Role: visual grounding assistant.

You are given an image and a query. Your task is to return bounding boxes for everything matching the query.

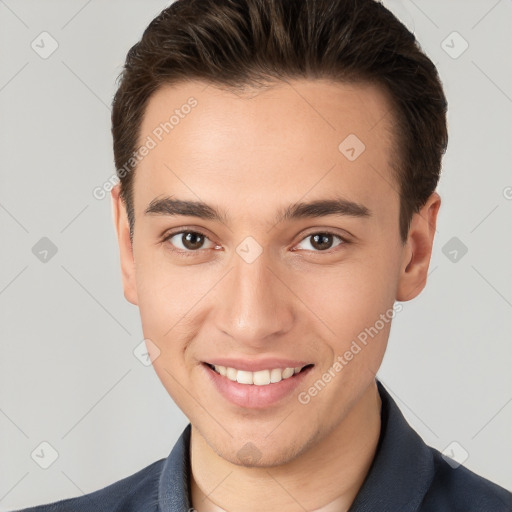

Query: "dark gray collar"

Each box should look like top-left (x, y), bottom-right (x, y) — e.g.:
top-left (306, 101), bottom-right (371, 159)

top-left (157, 379), bottom-right (434, 511)
top-left (158, 421), bottom-right (193, 511)
top-left (347, 380), bottom-right (434, 511)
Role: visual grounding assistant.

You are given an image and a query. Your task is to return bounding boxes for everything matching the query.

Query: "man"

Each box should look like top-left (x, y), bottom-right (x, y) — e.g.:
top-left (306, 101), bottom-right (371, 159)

top-left (15, 0), bottom-right (512, 510)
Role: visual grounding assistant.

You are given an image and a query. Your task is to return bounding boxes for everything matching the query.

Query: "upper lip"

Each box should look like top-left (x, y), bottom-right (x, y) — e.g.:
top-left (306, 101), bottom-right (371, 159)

top-left (203, 358), bottom-right (313, 372)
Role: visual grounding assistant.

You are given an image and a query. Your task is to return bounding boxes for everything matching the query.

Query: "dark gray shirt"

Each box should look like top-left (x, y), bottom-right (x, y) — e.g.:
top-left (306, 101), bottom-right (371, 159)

top-left (13, 380), bottom-right (512, 511)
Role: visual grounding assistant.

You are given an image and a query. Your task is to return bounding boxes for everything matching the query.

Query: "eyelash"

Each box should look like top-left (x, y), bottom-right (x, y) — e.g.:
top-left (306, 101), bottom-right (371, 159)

top-left (161, 229), bottom-right (349, 257)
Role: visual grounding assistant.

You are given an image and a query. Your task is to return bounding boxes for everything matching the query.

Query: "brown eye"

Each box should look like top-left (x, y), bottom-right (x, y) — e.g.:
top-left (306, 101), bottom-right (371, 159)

top-left (165, 231), bottom-right (214, 252)
top-left (296, 232), bottom-right (345, 252)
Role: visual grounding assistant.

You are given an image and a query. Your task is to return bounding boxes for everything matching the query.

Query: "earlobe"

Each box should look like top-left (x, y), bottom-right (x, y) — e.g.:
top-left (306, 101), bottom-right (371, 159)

top-left (396, 192), bottom-right (441, 302)
top-left (111, 184), bottom-right (139, 306)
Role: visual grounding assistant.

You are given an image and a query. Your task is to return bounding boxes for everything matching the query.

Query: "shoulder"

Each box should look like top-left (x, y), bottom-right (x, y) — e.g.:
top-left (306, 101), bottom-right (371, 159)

top-left (11, 458), bottom-right (165, 512)
top-left (421, 447), bottom-right (512, 512)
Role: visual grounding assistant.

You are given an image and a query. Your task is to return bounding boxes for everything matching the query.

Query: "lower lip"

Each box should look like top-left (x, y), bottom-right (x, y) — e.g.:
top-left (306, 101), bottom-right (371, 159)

top-left (202, 363), bottom-right (313, 409)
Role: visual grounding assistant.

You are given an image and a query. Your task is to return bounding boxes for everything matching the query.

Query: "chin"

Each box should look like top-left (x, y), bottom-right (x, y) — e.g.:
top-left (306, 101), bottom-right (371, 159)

top-left (206, 427), bottom-right (317, 468)
top-left (221, 444), bottom-right (302, 468)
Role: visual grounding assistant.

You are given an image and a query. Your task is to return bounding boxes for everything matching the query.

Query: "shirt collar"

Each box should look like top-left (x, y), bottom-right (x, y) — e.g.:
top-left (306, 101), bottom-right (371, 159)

top-left (158, 379), bottom-right (435, 511)
top-left (347, 379), bottom-right (435, 511)
top-left (158, 422), bottom-right (192, 511)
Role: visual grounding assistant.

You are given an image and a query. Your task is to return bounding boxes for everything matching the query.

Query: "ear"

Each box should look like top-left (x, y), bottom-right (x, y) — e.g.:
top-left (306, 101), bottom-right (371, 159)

top-left (396, 192), bottom-right (441, 301)
top-left (111, 183), bottom-right (138, 305)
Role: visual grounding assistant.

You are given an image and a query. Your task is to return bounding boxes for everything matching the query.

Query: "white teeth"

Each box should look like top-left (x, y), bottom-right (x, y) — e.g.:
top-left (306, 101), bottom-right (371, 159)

top-left (211, 364), bottom-right (307, 386)
top-left (236, 370), bottom-right (253, 385)
top-left (270, 368), bottom-right (283, 383)
top-left (214, 365), bottom-right (227, 377)
top-left (282, 367), bottom-right (294, 379)
top-left (226, 367), bottom-right (237, 381)
top-left (253, 370), bottom-right (271, 386)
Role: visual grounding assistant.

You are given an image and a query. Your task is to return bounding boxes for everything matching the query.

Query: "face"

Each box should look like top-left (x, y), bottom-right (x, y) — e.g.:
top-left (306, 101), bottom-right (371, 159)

top-left (112, 79), bottom-right (437, 467)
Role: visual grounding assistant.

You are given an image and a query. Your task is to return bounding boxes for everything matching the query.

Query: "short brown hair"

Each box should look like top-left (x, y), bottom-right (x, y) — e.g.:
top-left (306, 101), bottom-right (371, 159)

top-left (112, 0), bottom-right (448, 242)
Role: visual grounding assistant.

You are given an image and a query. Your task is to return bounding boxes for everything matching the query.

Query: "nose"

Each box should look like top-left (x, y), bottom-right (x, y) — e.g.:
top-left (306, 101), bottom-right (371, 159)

top-left (213, 247), bottom-right (295, 347)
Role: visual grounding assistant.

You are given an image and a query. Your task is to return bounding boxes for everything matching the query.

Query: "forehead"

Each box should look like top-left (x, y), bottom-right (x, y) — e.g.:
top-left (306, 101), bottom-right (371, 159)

top-left (133, 78), bottom-right (398, 224)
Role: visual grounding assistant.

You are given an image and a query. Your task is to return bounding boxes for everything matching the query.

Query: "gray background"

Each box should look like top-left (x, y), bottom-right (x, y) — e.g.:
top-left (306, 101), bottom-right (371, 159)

top-left (1, 0), bottom-right (511, 509)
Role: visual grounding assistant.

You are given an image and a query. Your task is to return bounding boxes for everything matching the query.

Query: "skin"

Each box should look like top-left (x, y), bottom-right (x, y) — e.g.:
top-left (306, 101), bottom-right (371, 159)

top-left (111, 78), bottom-right (440, 511)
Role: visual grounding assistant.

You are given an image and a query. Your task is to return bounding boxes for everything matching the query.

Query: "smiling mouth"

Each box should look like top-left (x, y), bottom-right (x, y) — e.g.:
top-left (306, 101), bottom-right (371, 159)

top-left (204, 362), bottom-right (314, 386)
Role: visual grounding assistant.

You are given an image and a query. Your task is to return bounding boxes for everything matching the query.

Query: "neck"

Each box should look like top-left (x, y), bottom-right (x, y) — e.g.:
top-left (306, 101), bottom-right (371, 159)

top-left (190, 380), bottom-right (382, 512)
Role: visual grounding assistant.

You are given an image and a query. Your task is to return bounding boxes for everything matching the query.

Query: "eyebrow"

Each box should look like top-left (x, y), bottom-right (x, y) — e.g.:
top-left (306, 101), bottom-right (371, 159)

top-left (144, 195), bottom-right (371, 224)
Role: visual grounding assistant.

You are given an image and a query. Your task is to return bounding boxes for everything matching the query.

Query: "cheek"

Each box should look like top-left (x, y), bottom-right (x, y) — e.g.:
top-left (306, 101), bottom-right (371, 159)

top-left (133, 247), bottom-right (194, 334)
top-left (132, 253), bottom-right (215, 379)
top-left (133, 261), bottom-right (201, 409)
top-left (135, 275), bottom-right (180, 340)
top-left (298, 250), bottom-right (400, 353)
